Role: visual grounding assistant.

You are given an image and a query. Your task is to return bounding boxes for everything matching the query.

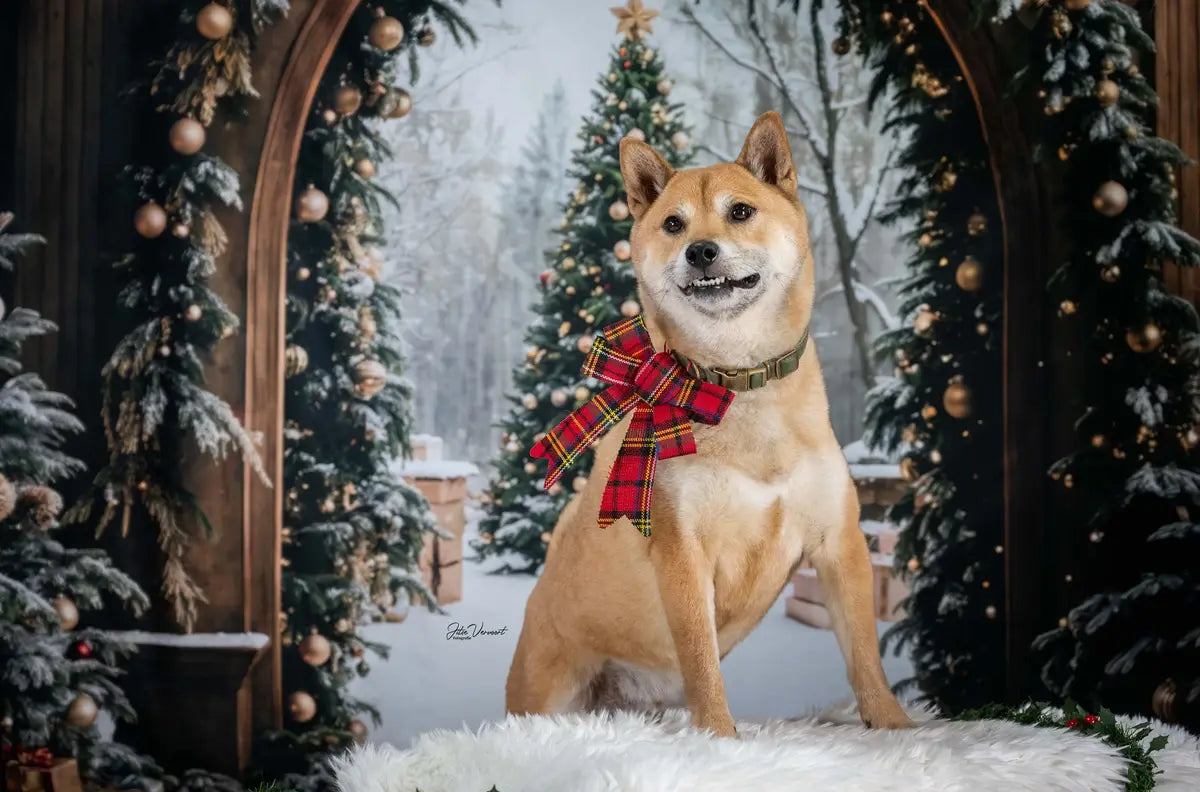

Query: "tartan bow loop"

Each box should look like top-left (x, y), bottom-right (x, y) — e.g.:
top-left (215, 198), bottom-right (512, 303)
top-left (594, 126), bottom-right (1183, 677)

top-left (529, 316), bottom-right (734, 535)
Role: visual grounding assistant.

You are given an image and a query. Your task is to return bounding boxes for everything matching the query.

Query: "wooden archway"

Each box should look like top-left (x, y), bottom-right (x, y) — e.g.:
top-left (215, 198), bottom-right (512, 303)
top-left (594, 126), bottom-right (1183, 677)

top-left (219, 0), bottom-right (1060, 754)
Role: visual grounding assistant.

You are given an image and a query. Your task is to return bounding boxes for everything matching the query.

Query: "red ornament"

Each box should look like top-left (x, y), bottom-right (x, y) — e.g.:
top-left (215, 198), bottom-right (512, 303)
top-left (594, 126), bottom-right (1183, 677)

top-left (1084, 714), bottom-right (1099, 725)
top-left (594, 135), bottom-right (604, 143)
top-left (1066, 719), bottom-right (1080, 728)
top-left (539, 270), bottom-right (552, 285)
top-left (623, 60), bottom-right (632, 68)
top-left (71, 641), bottom-right (93, 659)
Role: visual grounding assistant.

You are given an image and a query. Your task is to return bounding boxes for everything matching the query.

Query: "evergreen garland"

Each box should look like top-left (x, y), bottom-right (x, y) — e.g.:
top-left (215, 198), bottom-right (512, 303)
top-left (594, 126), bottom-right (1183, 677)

top-left (828, 0), bottom-right (1007, 711)
top-left (250, 3), bottom-right (477, 787)
top-left (66, 1), bottom-right (288, 632)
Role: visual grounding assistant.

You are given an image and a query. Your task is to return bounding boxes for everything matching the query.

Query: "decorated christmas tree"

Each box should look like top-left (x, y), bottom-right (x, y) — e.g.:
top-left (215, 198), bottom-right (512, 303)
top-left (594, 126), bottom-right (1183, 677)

top-left (252, 1), bottom-right (476, 784)
top-left (477, 0), bottom-right (694, 573)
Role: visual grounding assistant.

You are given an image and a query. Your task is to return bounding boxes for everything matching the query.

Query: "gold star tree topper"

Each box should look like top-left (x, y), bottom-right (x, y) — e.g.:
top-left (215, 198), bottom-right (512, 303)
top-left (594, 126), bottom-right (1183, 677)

top-left (610, 0), bottom-right (658, 41)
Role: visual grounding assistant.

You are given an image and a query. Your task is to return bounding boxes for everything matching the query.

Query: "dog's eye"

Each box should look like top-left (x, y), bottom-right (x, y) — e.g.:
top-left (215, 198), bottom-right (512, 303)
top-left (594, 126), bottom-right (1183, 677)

top-left (729, 203), bottom-right (755, 223)
top-left (662, 215), bottom-right (684, 234)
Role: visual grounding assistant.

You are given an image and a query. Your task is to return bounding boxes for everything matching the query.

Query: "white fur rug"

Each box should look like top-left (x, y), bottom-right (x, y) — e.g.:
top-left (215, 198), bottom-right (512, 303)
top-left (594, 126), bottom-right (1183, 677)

top-left (332, 703), bottom-right (1200, 792)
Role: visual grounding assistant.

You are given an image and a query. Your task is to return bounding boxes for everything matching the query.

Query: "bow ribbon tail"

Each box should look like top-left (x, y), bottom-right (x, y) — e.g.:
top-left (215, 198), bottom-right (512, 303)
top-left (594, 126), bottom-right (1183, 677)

top-left (599, 404), bottom-right (657, 536)
top-left (530, 384), bottom-right (638, 489)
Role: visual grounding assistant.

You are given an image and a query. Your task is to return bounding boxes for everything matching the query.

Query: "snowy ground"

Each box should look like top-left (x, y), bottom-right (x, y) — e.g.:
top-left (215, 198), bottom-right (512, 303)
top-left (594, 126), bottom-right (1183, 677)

top-left (351, 504), bottom-right (914, 749)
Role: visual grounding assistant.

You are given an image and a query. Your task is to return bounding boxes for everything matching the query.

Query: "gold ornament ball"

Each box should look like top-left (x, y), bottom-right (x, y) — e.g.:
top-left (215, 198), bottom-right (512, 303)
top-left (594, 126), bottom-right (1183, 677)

top-left (656, 78), bottom-right (674, 95)
top-left (334, 85), bottom-right (363, 116)
top-left (180, 305), bottom-right (202, 324)
top-left (1090, 433), bottom-right (1108, 449)
top-left (524, 462), bottom-right (537, 475)
top-left (561, 257), bottom-right (576, 270)
top-left (608, 200), bottom-right (630, 221)
top-left (1060, 300), bottom-right (1077, 315)
top-left (171, 223), bottom-right (190, 239)
top-left (625, 128), bottom-right (646, 142)
top-left (522, 393), bottom-right (538, 410)
top-left (985, 605), bottom-right (997, 619)
top-left (621, 299), bottom-right (640, 318)
top-left (168, 118), bottom-right (206, 155)
top-left (288, 691), bottom-right (317, 723)
top-left (355, 159), bottom-right (376, 180)
top-left (913, 309), bottom-right (935, 336)
top-left (943, 382), bottom-right (972, 419)
top-left (295, 185), bottom-right (329, 223)
top-left (134, 202), bottom-right (168, 239)
top-left (1101, 265), bottom-right (1121, 283)
top-left (1093, 181), bottom-right (1128, 217)
top-left (955, 256), bottom-right (984, 292)
top-left (549, 482), bottom-right (565, 496)
top-left (348, 718), bottom-right (369, 744)
top-left (66, 693), bottom-right (99, 727)
top-left (550, 388), bottom-right (569, 407)
top-left (576, 335), bottom-right (594, 354)
top-left (572, 475), bottom-right (588, 493)
top-left (354, 358), bottom-right (388, 398)
top-left (418, 26), bottom-right (436, 46)
top-left (614, 240), bottom-right (632, 261)
top-left (389, 89), bottom-right (414, 119)
top-left (285, 345), bottom-right (309, 377)
top-left (369, 14), bottom-right (405, 51)
top-left (54, 596), bottom-right (79, 631)
top-left (574, 386), bottom-right (590, 402)
top-left (322, 108), bottom-right (338, 125)
top-left (297, 266), bottom-right (311, 281)
top-left (1126, 323), bottom-right (1163, 353)
top-left (907, 557), bottom-right (920, 572)
top-left (921, 404), bottom-right (938, 421)
top-left (671, 131), bottom-right (691, 151)
top-left (196, 3), bottom-right (234, 40)
top-left (298, 633), bottom-right (332, 666)
top-left (832, 36), bottom-right (852, 56)
top-left (967, 212), bottom-right (987, 236)
top-left (1096, 78), bottom-right (1120, 107)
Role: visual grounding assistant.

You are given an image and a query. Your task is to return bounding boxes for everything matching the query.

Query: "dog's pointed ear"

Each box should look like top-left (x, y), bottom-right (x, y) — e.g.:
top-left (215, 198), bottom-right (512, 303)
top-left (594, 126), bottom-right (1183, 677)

top-left (620, 138), bottom-right (674, 220)
top-left (736, 112), bottom-right (798, 197)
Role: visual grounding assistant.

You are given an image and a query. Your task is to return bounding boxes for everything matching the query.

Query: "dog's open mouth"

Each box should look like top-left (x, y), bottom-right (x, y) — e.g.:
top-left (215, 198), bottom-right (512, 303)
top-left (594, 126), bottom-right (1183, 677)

top-left (680, 273), bottom-right (760, 297)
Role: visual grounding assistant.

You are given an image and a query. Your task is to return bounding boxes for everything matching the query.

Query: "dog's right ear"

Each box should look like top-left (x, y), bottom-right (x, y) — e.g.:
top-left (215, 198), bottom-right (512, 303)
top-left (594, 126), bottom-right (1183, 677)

top-left (619, 138), bottom-right (674, 220)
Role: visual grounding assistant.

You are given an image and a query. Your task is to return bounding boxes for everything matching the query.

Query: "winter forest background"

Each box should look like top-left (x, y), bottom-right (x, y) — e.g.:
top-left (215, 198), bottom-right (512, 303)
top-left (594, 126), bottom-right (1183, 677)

top-left (378, 0), bottom-right (910, 466)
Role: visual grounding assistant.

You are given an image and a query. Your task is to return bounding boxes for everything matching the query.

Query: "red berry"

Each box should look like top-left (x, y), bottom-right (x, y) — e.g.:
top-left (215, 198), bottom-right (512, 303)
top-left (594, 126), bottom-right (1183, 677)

top-left (623, 60), bottom-right (632, 68)
top-left (73, 642), bottom-right (93, 659)
top-left (1084, 714), bottom-right (1099, 724)
top-left (1065, 719), bottom-right (1079, 728)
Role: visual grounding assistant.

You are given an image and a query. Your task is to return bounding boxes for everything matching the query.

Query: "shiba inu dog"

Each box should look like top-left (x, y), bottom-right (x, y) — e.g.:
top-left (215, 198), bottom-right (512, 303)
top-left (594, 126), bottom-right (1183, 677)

top-left (506, 112), bottom-right (911, 736)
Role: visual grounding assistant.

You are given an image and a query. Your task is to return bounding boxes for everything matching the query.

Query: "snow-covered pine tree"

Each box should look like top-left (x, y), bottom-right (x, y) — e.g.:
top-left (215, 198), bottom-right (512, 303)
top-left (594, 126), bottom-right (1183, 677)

top-left (0, 211), bottom-right (161, 788)
top-left (477, 0), bottom-right (694, 573)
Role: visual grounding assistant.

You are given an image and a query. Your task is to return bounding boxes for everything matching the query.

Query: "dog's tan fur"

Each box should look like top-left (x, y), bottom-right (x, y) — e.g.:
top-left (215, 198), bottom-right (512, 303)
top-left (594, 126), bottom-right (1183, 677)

top-left (506, 113), bottom-right (911, 736)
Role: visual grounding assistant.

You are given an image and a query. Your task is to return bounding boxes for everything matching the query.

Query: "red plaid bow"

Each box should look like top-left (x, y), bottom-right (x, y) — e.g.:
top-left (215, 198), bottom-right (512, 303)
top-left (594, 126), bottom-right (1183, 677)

top-left (530, 315), bottom-right (734, 536)
top-left (2, 746), bottom-right (53, 767)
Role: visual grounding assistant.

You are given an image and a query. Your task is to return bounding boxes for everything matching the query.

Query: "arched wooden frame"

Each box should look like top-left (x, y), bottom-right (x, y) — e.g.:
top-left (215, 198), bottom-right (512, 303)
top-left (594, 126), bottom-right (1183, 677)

top-left (236, 0), bottom-right (1058, 725)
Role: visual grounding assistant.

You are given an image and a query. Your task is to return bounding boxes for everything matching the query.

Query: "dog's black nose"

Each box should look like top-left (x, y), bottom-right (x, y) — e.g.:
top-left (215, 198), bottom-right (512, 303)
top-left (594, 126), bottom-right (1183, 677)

top-left (685, 240), bottom-right (720, 270)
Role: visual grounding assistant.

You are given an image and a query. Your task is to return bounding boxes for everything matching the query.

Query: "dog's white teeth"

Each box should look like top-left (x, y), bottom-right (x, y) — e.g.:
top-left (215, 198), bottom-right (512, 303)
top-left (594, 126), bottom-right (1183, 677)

top-left (689, 276), bottom-right (727, 288)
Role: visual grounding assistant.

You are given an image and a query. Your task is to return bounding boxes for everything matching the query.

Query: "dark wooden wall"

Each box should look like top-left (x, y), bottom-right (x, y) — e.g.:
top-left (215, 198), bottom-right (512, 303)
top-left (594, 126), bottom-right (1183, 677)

top-left (1156, 1), bottom-right (1200, 304)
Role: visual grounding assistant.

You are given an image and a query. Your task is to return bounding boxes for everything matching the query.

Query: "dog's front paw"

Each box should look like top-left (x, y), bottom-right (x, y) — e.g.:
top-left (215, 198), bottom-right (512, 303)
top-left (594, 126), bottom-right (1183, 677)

top-left (859, 694), bottom-right (913, 730)
top-left (694, 709), bottom-right (738, 738)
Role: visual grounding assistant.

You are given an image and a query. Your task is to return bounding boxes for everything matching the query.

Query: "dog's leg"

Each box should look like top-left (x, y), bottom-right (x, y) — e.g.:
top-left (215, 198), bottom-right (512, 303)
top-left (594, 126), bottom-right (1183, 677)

top-left (810, 486), bottom-right (912, 729)
top-left (506, 596), bottom-right (597, 716)
top-left (650, 522), bottom-right (737, 738)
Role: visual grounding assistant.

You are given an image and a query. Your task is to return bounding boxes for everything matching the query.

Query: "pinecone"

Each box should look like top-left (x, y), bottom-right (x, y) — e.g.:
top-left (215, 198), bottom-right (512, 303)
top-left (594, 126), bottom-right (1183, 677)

top-left (0, 474), bottom-right (16, 521)
top-left (19, 485), bottom-right (63, 528)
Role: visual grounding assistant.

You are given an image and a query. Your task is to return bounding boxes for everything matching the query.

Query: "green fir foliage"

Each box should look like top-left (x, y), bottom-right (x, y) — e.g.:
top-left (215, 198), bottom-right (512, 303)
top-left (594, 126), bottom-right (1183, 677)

top-left (477, 33), bottom-right (693, 573)
top-left (829, 0), bottom-right (1006, 711)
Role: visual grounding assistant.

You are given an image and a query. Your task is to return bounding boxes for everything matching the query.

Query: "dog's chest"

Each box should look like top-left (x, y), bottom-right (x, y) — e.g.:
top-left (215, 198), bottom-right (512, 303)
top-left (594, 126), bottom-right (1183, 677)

top-left (652, 407), bottom-right (848, 652)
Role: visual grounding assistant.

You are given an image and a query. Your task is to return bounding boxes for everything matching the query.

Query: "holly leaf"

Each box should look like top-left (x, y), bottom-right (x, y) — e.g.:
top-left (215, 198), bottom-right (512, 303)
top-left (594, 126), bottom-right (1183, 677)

top-left (1098, 709), bottom-right (1117, 728)
top-left (1148, 735), bottom-right (1170, 753)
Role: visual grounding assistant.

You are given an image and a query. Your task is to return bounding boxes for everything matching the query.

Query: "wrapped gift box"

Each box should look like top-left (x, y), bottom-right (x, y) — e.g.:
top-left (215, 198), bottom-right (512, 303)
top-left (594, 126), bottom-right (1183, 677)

top-left (5, 758), bottom-right (82, 792)
top-left (398, 442), bottom-right (477, 606)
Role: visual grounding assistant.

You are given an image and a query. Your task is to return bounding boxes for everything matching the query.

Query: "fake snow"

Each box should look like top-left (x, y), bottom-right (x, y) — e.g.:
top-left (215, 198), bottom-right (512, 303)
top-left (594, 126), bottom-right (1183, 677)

top-left (350, 503), bottom-right (913, 748)
top-left (110, 631), bottom-right (270, 650)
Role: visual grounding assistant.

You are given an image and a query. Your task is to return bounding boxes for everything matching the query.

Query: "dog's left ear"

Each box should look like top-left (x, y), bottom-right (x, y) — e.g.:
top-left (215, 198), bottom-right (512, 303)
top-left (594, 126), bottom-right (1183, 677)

top-left (620, 138), bottom-right (675, 220)
top-left (736, 112), bottom-right (798, 197)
